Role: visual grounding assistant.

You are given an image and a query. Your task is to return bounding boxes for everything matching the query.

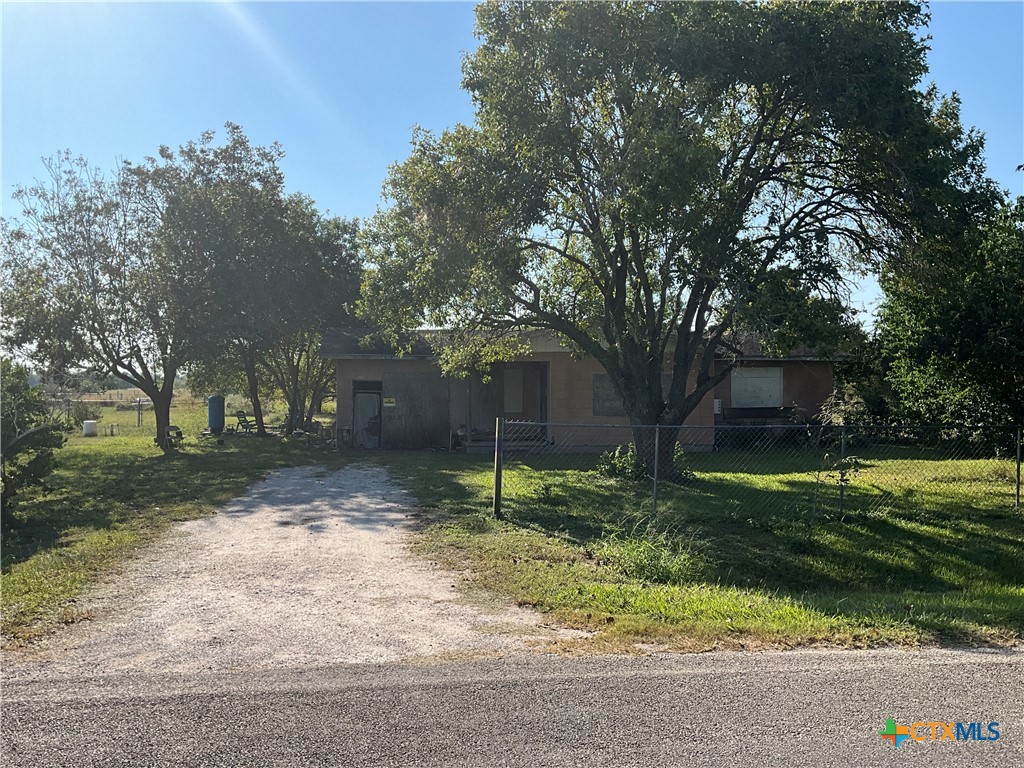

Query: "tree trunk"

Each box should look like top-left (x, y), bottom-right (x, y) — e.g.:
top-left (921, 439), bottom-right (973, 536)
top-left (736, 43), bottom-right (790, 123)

top-left (152, 390), bottom-right (174, 455)
top-left (242, 349), bottom-right (267, 436)
top-left (629, 418), bottom-right (682, 481)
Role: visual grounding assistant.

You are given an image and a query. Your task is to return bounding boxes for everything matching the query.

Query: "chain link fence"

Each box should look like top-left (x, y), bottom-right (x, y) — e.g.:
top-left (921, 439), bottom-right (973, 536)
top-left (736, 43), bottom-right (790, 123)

top-left (493, 420), bottom-right (1022, 520)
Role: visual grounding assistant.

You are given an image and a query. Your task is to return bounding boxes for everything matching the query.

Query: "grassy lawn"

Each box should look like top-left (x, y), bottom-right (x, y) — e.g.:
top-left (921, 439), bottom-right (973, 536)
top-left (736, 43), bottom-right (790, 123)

top-left (1, 402), bottom-right (345, 644)
top-left (4, 408), bottom-right (1022, 652)
top-left (379, 449), bottom-right (1024, 651)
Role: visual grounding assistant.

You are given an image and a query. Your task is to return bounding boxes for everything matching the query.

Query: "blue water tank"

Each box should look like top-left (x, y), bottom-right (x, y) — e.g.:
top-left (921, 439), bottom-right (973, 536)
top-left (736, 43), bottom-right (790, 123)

top-left (207, 395), bottom-right (225, 435)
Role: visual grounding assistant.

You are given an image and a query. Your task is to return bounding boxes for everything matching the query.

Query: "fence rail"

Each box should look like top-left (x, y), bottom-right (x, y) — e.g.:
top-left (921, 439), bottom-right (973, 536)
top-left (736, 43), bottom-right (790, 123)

top-left (493, 419), bottom-right (1022, 519)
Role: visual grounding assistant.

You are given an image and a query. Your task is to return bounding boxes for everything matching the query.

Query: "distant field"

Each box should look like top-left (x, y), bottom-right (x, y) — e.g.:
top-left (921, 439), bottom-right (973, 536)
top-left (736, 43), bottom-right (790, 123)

top-left (77, 387), bottom-right (152, 402)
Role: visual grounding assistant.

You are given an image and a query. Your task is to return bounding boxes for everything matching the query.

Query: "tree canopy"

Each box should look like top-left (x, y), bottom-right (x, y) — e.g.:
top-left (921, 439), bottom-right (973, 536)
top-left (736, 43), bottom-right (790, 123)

top-left (3, 151), bottom-right (193, 450)
top-left (4, 123), bottom-right (362, 446)
top-left (362, 1), bottom-right (985, 443)
top-left (879, 198), bottom-right (1024, 424)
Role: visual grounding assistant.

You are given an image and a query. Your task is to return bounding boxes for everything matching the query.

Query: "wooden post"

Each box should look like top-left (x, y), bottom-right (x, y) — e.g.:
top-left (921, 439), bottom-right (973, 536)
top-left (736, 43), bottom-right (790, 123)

top-left (839, 426), bottom-right (847, 516)
top-left (493, 417), bottom-right (504, 519)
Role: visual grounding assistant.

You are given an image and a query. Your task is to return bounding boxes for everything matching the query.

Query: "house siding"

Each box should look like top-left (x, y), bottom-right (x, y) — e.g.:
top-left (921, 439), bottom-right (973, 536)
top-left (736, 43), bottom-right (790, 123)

top-left (712, 359), bottom-right (833, 423)
top-left (331, 345), bottom-right (828, 450)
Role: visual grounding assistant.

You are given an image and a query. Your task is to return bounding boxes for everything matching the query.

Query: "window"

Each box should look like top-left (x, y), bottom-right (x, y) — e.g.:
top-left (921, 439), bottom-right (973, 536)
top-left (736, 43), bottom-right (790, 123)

top-left (593, 373), bottom-right (672, 417)
top-left (731, 367), bottom-right (782, 408)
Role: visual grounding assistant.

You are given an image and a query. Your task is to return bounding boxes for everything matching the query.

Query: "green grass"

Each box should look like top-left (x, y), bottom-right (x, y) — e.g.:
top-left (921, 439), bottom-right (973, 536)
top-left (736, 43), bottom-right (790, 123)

top-left (378, 450), bottom-right (1024, 650)
top-left (1, 405), bottom-right (345, 643)
top-left (5, 417), bottom-right (1021, 652)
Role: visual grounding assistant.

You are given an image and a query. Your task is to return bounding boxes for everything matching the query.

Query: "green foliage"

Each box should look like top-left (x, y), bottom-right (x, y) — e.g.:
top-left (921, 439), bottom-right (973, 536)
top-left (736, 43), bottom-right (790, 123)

top-left (363, 0), bottom-right (981, 431)
top-left (1, 124), bottom-right (355, 446)
top-left (66, 400), bottom-right (102, 427)
top-left (596, 445), bottom-right (648, 481)
top-left (879, 199), bottom-right (1022, 424)
top-left (0, 360), bottom-right (66, 516)
top-left (596, 443), bottom-right (693, 483)
top-left (182, 193), bottom-right (361, 433)
top-left (596, 521), bottom-right (706, 586)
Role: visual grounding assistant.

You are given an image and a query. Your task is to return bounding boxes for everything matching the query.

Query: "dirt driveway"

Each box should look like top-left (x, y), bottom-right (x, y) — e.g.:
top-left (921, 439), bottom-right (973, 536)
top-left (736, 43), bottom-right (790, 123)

top-left (6, 465), bottom-right (568, 679)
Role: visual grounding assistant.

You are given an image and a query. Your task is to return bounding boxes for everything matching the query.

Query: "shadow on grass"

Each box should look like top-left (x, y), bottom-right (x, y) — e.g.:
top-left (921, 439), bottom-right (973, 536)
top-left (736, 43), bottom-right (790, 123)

top-left (367, 449), bottom-right (1023, 645)
top-left (486, 455), bottom-right (1024, 628)
top-left (1, 436), bottom-right (340, 571)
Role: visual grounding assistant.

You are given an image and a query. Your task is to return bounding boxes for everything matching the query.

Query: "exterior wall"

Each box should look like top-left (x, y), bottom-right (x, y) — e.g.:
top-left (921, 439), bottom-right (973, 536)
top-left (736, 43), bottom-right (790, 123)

top-left (511, 351), bottom-right (715, 448)
top-left (334, 351), bottom-right (832, 449)
top-left (712, 359), bottom-right (834, 424)
top-left (336, 358), bottom-right (455, 449)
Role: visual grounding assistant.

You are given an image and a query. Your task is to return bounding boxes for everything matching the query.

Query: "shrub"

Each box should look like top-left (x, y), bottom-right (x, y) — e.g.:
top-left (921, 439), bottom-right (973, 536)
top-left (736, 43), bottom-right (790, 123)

top-left (596, 444), bottom-right (648, 481)
top-left (67, 400), bottom-right (102, 426)
top-left (596, 442), bottom-right (694, 483)
top-left (1, 360), bottom-right (66, 519)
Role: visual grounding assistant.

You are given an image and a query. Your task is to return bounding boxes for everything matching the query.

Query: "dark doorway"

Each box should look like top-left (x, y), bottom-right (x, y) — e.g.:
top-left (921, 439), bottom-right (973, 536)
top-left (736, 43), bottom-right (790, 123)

top-left (353, 381), bottom-right (382, 449)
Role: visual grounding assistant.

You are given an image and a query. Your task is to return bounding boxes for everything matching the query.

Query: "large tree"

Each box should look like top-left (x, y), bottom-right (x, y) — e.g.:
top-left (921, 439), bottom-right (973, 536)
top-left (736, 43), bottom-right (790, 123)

top-left (143, 124), bottom-right (290, 436)
top-left (879, 197), bottom-right (1023, 425)
top-left (3, 154), bottom-right (193, 452)
top-left (2, 125), bottom-right (291, 450)
top-left (362, 1), bottom-right (988, 469)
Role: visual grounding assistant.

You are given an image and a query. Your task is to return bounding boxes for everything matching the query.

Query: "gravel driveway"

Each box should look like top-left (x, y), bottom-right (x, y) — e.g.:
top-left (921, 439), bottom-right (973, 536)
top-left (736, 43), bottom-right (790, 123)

top-left (5, 465), bottom-right (568, 679)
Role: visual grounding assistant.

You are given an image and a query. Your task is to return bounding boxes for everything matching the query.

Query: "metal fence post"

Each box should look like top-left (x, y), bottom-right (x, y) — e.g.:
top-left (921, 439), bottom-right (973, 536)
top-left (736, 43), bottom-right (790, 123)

top-left (839, 425), bottom-right (847, 516)
top-left (493, 416), bottom-right (504, 520)
top-left (1016, 426), bottom-right (1021, 513)
top-left (652, 426), bottom-right (660, 516)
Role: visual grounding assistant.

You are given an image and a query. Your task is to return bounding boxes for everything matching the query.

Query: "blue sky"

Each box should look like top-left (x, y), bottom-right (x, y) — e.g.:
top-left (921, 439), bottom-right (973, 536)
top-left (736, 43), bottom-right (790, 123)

top-left (3, 1), bottom-right (1022, 311)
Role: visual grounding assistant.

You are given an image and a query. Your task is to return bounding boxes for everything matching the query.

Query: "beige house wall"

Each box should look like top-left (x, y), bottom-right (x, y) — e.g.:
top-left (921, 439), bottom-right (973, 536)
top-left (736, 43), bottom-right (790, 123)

top-left (332, 351), bottom-right (834, 449)
top-left (521, 351), bottom-right (715, 447)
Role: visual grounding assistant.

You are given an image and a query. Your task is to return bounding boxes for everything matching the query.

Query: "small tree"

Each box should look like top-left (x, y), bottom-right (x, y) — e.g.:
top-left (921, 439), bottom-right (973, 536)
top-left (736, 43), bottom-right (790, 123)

top-left (1, 359), bottom-right (66, 521)
top-left (260, 197), bottom-right (361, 434)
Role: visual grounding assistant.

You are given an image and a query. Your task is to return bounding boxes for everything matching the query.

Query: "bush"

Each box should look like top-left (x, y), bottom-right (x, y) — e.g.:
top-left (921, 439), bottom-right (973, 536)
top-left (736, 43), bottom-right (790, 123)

top-left (67, 400), bottom-right (102, 426)
top-left (596, 442), bottom-right (694, 483)
top-left (1, 360), bottom-right (66, 518)
top-left (596, 444), bottom-right (648, 481)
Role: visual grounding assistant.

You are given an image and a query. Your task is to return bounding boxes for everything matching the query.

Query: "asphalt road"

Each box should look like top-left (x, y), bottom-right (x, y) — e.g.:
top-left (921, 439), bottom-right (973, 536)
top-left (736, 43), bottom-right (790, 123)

top-left (3, 648), bottom-right (1022, 767)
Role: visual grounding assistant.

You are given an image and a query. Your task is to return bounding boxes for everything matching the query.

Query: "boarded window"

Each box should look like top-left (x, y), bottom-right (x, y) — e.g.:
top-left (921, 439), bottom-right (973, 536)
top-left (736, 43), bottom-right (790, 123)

top-left (592, 374), bottom-right (625, 417)
top-left (504, 367), bottom-right (524, 413)
top-left (592, 373), bottom-right (672, 417)
top-left (731, 367), bottom-right (782, 408)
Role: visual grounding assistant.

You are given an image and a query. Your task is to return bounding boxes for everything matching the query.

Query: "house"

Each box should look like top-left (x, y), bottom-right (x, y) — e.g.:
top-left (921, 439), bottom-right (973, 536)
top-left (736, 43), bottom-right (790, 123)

top-left (712, 336), bottom-right (835, 426)
top-left (321, 328), bottom-right (834, 450)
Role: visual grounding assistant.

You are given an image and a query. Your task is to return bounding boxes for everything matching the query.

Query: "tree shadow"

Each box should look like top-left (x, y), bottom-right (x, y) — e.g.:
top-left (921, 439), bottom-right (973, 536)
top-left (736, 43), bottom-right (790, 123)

top-left (481, 456), bottom-right (1023, 641)
top-left (1, 437), bottom-right (335, 570)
